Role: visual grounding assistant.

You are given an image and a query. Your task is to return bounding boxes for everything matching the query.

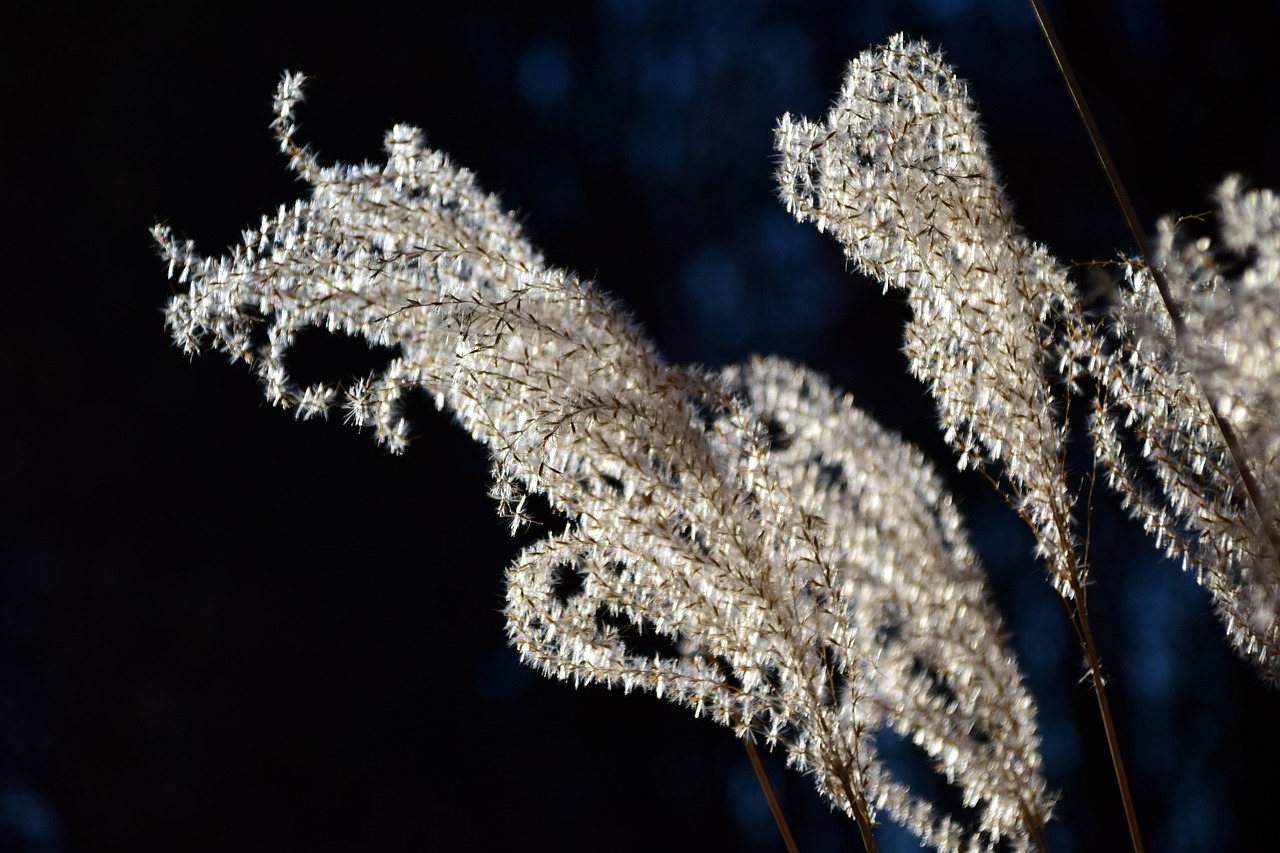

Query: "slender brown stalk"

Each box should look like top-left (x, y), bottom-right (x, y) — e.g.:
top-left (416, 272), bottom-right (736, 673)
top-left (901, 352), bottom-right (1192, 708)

top-left (837, 773), bottom-right (878, 853)
top-left (1026, 0), bottom-right (1168, 317)
top-left (1025, 3), bottom-right (1162, 850)
top-left (742, 738), bottom-right (801, 853)
top-left (1047, 494), bottom-right (1145, 852)
top-left (1060, 574), bottom-right (1144, 853)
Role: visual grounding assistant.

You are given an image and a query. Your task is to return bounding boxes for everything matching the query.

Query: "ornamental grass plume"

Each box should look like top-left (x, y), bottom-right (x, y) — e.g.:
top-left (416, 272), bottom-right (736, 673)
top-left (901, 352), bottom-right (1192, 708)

top-left (771, 40), bottom-right (1127, 834)
top-left (772, 32), bottom-right (1280, 852)
top-left (158, 70), bottom-right (1052, 851)
top-left (774, 33), bottom-right (1088, 601)
top-left (773, 33), bottom-right (1280, 688)
top-left (159, 27), bottom-right (1280, 853)
top-left (1090, 179), bottom-right (1280, 682)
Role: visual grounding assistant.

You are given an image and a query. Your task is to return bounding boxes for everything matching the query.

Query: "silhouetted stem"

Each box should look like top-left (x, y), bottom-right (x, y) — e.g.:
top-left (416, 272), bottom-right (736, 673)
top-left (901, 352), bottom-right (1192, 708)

top-left (1026, 0), bottom-right (1169, 317)
top-left (838, 774), bottom-right (878, 853)
top-left (1063, 575), bottom-right (1144, 853)
top-left (743, 738), bottom-right (801, 853)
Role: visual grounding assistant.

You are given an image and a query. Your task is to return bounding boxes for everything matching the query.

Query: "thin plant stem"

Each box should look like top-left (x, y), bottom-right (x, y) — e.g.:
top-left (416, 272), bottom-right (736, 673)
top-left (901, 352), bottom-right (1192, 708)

top-left (972, 448), bottom-right (1143, 850)
top-left (838, 773), bottom-right (878, 853)
top-left (1020, 798), bottom-right (1052, 853)
top-left (1025, 0), bottom-right (1166, 313)
top-left (742, 738), bottom-right (801, 853)
top-left (1061, 575), bottom-right (1144, 853)
top-left (1052, 495), bottom-right (1145, 852)
top-left (1024, 3), bottom-right (1182, 850)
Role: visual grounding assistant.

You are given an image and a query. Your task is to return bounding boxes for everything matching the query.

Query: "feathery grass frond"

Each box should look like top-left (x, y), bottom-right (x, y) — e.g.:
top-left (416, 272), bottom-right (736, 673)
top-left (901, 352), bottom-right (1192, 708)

top-left (1092, 178), bottom-right (1280, 682)
top-left (774, 34), bottom-right (1089, 599)
top-left (158, 72), bottom-right (1053, 851)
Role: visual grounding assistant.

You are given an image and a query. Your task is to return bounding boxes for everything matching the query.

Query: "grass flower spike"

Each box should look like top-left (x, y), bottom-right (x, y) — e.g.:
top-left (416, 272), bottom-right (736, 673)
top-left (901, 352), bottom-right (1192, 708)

top-left (158, 71), bottom-right (1052, 851)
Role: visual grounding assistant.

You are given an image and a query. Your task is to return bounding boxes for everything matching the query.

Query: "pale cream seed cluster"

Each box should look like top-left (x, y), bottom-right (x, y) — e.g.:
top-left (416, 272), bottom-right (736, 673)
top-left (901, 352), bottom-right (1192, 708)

top-left (160, 64), bottom-right (1053, 851)
top-left (162, 35), bottom-right (1280, 850)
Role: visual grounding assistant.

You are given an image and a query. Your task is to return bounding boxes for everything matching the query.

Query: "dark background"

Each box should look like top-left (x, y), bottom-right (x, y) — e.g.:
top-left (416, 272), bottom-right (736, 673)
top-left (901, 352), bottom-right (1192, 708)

top-left (5, 1), bottom-right (1280, 851)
